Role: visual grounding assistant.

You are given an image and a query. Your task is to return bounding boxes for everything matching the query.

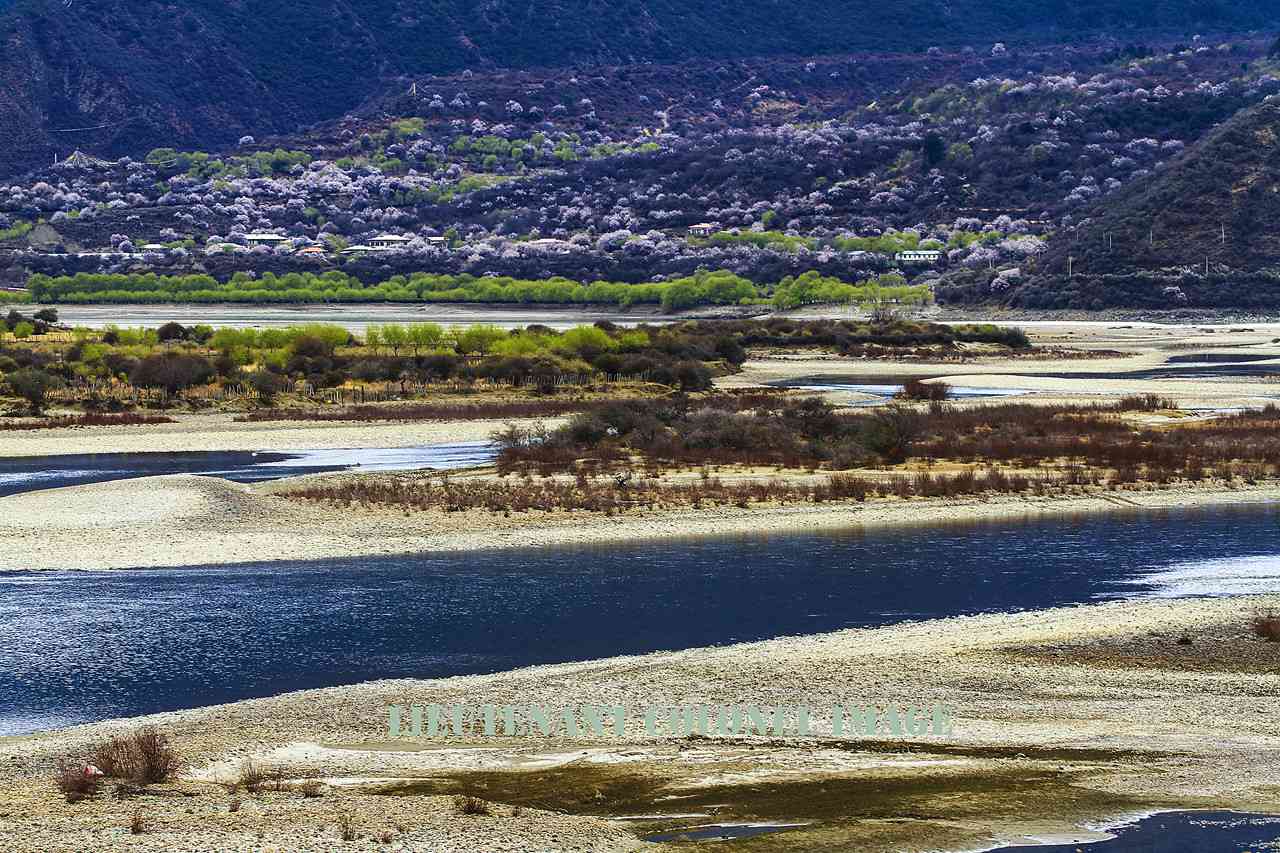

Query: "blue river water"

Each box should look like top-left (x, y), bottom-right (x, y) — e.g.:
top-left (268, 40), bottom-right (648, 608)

top-left (1, 503), bottom-right (1278, 735)
top-left (1000, 810), bottom-right (1280, 852)
top-left (0, 442), bottom-right (497, 498)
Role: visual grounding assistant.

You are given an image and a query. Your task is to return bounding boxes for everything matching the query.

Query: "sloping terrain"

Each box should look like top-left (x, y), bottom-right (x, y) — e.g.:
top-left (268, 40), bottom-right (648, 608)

top-left (1, 0), bottom-right (1274, 177)
top-left (1006, 100), bottom-right (1280, 309)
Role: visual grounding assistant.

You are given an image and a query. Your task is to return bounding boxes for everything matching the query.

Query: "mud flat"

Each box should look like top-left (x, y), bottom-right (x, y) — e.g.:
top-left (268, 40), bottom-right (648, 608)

top-left (1, 593), bottom-right (1276, 851)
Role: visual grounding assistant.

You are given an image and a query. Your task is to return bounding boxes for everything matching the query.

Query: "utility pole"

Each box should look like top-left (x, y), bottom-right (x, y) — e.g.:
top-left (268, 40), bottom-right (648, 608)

top-left (1068, 255), bottom-right (1074, 277)
top-left (1149, 226), bottom-right (1153, 248)
top-left (1221, 223), bottom-right (1226, 246)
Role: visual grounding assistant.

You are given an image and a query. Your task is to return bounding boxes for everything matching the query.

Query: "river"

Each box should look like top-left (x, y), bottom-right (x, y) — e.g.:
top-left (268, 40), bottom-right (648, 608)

top-left (1, 503), bottom-right (1277, 735)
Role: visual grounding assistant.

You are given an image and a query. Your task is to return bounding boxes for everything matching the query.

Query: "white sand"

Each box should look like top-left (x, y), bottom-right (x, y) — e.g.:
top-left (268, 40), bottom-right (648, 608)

top-left (0, 414), bottom-right (554, 458)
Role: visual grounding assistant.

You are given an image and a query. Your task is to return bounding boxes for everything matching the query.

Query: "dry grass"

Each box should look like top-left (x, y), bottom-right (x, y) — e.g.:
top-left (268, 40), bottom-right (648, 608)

top-left (337, 811), bottom-right (358, 841)
top-left (129, 809), bottom-right (147, 835)
top-left (0, 412), bottom-right (175, 431)
top-left (238, 759), bottom-right (268, 794)
top-left (298, 779), bottom-right (326, 798)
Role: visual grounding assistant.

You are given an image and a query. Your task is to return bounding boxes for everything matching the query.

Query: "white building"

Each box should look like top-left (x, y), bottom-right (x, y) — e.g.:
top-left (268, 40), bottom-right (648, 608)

top-left (244, 232), bottom-right (290, 248)
top-left (524, 238), bottom-right (572, 253)
top-left (895, 249), bottom-right (943, 264)
top-left (688, 223), bottom-right (718, 238)
top-left (370, 233), bottom-right (412, 250)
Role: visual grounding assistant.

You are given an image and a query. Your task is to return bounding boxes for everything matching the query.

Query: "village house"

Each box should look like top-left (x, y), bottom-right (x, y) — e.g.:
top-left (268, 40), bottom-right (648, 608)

top-left (244, 232), bottom-right (290, 248)
top-left (340, 245), bottom-right (376, 256)
top-left (688, 223), bottom-right (718, 238)
top-left (525, 238), bottom-right (573, 253)
top-left (895, 249), bottom-right (943, 264)
top-left (370, 233), bottom-right (412, 250)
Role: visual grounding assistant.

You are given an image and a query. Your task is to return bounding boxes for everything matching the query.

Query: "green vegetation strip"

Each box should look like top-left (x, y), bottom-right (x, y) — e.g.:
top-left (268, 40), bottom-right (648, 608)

top-left (26, 270), bottom-right (929, 310)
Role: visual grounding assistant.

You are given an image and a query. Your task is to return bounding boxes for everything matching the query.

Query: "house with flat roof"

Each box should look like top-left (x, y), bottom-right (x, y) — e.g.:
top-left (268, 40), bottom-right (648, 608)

top-left (688, 223), bottom-right (718, 238)
top-left (524, 238), bottom-right (572, 253)
top-left (895, 249), bottom-right (943, 264)
top-left (244, 232), bottom-right (289, 247)
top-left (370, 233), bottom-right (412, 250)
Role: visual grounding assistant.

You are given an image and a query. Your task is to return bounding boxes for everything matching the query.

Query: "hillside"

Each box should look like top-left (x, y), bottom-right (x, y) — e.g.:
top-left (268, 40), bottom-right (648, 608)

top-left (1, 0), bottom-right (1275, 178)
top-left (1000, 100), bottom-right (1280, 309)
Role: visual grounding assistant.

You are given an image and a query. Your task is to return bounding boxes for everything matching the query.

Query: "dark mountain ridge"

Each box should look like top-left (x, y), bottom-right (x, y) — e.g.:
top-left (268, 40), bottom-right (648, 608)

top-left (2, 0), bottom-right (1275, 178)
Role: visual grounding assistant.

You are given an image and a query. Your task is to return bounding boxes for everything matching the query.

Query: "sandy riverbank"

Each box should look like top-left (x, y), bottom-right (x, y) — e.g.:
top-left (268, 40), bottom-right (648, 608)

top-left (3, 470), bottom-right (1280, 571)
top-left (2, 592), bottom-right (1277, 851)
top-left (0, 414), bottom-right (555, 458)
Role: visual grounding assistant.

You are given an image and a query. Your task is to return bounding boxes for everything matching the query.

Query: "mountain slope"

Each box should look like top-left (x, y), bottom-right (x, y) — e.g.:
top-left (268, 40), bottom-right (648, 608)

top-left (2, 0), bottom-right (1276, 178)
top-left (1009, 99), bottom-right (1280, 309)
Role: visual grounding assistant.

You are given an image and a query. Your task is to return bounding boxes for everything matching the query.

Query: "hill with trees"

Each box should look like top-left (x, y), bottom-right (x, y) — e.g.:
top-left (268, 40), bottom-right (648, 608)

top-left (1, 0), bottom-right (1274, 178)
top-left (987, 99), bottom-right (1280, 309)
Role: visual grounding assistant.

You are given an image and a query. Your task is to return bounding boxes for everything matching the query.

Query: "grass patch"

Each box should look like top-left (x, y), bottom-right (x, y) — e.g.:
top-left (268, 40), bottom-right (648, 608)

top-left (378, 761), bottom-right (1145, 852)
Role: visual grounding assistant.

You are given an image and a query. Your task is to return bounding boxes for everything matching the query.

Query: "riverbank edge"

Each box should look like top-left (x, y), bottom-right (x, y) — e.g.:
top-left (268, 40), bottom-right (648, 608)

top-left (3, 473), bottom-right (1279, 571)
top-left (265, 479), bottom-right (1280, 563)
top-left (3, 592), bottom-right (1278, 852)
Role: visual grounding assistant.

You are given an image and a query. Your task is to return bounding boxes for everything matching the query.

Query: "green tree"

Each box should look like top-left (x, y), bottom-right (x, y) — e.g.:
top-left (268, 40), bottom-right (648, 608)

top-left (946, 142), bottom-right (974, 166)
top-left (6, 368), bottom-right (62, 412)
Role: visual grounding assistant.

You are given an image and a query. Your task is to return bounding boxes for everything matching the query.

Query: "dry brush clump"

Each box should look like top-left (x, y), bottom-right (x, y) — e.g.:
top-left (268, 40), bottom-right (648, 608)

top-left (289, 397), bottom-right (1280, 515)
top-left (453, 795), bottom-right (492, 815)
top-left (497, 394), bottom-right (1263, 480)
top-left (237, 759), bottom-right (268, 794)
top-left (0, 412), bottom-right (176, 431)
top-left (290, 466), bottom-right (1092, 516)
top-left (90, 726), bottom-right (181, 784)
top-left (55, 759), bottom-right (100, 803)
top-left (898, 378), bottom-right (951, 401)
top-left (1252, 613), bottom-right (1280, 642)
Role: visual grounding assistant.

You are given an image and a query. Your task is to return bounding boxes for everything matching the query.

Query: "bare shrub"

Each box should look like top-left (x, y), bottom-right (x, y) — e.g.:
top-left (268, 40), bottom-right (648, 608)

top-left (298, 779), bottom-right (326, 798)
top-left (129, 809), bottom-right (147, 835)
top-left (1252, 613), bottom-right (1280, 642)
top-left (239, 759), bottom-right (267, 794)
top-left (92, 727), bottom-right (180, 783)
top-left (898, 378), bottom-right (951, 401)
top-left (1116, 394), bottom-right (1177, 411)
top-left (0, 413), bottom-right (175, 432)
top-left (56, 760), bottom-right (100, 803)
top-left (337, 811), bottom-right (358, 841)
top-left (454, 794), bottom-right (492, 815)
